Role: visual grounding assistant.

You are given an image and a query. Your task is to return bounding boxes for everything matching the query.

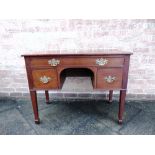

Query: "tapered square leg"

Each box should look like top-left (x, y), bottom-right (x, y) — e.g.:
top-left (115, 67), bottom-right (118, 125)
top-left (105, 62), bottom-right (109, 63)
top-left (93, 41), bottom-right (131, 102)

top-left (118, 90), bottom-right (126, 124)
top-left (30, 91), bottom-right (40, 124)
top-left (109, 90), bottom-right (113, 103)
top-left (45, 90), bottom-right (49, 104)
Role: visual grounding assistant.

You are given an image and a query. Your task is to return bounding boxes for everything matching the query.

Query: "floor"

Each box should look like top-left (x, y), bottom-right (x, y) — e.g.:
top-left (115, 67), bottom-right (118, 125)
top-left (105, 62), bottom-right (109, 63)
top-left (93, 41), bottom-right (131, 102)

top-left (0, 97), bottom-right (155, 135)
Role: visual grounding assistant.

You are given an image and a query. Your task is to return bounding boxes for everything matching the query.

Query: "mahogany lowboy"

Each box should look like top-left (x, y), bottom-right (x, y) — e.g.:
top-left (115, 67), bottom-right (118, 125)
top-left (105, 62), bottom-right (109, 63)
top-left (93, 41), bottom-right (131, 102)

top-left (22, 52), bottom-right (132, 124)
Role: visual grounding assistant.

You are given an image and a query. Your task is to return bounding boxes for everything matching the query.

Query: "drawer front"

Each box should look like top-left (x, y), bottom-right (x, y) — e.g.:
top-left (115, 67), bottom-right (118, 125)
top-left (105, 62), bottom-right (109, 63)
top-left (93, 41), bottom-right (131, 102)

top-left (30, 57), bottom-right (124, 67)
top-left (31, 58), bottom-right (60, 67)
top-left (32, 69), bottom-right (58, 89)
top-left (97, 68), bottom-right (123, 89)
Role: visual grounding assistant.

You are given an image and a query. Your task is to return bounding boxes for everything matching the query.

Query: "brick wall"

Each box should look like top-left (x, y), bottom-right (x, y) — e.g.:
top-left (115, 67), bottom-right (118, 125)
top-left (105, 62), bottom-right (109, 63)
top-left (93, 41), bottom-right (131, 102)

top-left (0, 19), bottom-right (155, 100)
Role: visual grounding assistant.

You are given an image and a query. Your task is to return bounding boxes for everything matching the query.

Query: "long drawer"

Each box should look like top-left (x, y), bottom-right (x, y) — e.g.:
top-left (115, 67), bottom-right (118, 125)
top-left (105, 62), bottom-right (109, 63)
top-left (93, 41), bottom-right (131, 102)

top-left (30, 57), bottom-right (124, 68)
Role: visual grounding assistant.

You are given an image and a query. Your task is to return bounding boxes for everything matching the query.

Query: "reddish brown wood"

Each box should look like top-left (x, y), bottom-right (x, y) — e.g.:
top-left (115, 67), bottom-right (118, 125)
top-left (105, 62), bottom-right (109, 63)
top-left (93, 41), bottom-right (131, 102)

top-left (24, 57), bottom-right (34, 89)
top-left (21, 49), bottom-right (132, 57)
top-left (32, 69), bottom-right (58, 89)
top-left (45, 90), bottom-right (49, 104)
top-left (122, 55), bottom-right (130, 89)
top-left (117, 56), bottom-right (130, 124)
top-left (109, 90), bottom-right (113, 103)
top-left (118, 90), bottom-right (126, 124)
top-left (97, 68), bottom-right (123, 89)
top-left (22, 52), bottom-right (132, 124)
top-left (29, 91), bottom-right (40, 124)
top-left (30, 57), bottom-right (124, 67)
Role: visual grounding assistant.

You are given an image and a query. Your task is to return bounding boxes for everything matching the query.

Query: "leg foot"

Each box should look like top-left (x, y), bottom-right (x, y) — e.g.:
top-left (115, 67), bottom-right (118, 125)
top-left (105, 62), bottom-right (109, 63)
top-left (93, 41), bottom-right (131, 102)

top-left (35, 119), bottom-right (40, 124)
top-left (118, 119), bottom-right (123, 124)
top-left (109, 100), bottom-right (113, 103)
top-left (46, 99), bottom-right (50, 104)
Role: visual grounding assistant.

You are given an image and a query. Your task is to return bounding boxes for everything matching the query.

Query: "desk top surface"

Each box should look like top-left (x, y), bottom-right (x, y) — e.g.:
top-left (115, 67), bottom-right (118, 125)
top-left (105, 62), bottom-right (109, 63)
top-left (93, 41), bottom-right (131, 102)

top-left (22, 49), bottom-right (132, 57)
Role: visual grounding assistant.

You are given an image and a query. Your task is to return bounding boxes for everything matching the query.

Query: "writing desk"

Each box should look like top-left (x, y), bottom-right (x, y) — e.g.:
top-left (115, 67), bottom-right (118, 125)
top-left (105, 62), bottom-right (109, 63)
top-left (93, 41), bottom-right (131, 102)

top-left (22, 50), bottom-right (132, 124)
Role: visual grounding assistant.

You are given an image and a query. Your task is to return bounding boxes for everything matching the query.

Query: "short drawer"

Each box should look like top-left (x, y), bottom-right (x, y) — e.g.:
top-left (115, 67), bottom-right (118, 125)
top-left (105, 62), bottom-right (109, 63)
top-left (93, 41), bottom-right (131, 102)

top-left (32, 69), bottom-right (58, 89)
top-left (30, 57), bottom-right (124, 67)
top-left (97, 68), bottom-right (123, 89)
top-left (31, 58), bottom-right (60, 67)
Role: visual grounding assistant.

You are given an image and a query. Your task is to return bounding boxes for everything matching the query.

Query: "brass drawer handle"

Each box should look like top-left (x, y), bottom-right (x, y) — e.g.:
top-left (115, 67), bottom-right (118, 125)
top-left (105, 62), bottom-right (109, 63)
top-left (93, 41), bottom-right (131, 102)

top-left (48, 58), bottom-right (60, 66)
top-left (40, 76), bottom-right (52, 84)
top-left (96, 58), bottom-right (108, 66)
top-left (104, 76), bottom-right (116, 83)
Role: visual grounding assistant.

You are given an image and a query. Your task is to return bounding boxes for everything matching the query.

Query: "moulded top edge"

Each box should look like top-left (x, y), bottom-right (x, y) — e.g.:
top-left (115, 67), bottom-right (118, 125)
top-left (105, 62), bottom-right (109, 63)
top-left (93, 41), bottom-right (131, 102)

top-left (21, 50), bottom-right (133, 57)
